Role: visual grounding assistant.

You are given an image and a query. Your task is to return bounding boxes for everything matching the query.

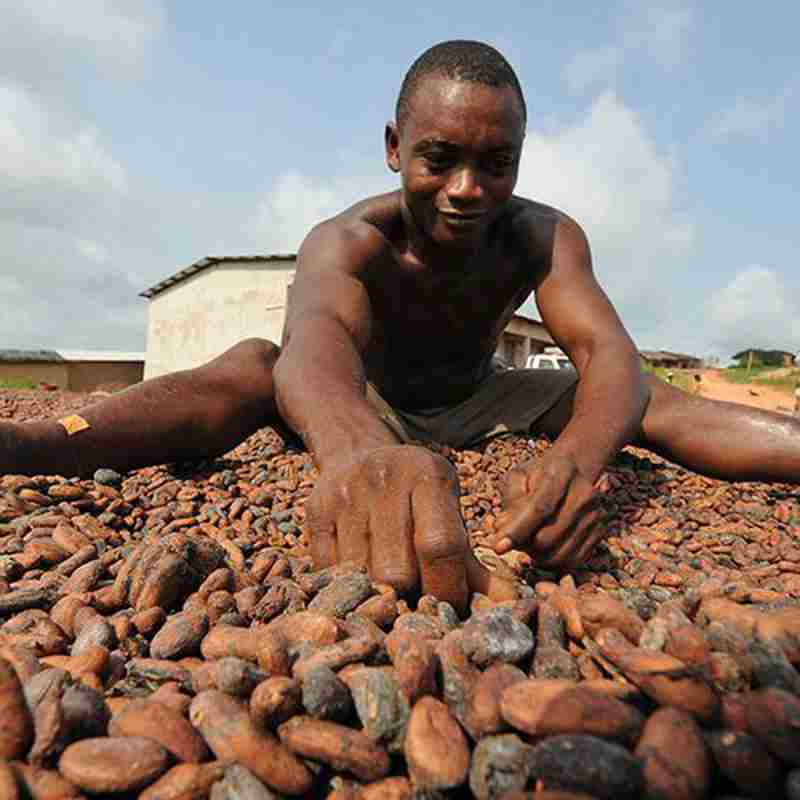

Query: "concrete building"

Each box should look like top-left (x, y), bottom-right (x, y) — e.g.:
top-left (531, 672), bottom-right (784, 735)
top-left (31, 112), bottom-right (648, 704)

top-left (141, 255), bottom-right (296, 379)
top-left (496, 315), bottom-right (555, 368)
top-left (640, 350), bottom-right (704, 370)
top-left (0, 350), bottom-right (144, 391)
top-left (141, 253), bottom-right (555, 377)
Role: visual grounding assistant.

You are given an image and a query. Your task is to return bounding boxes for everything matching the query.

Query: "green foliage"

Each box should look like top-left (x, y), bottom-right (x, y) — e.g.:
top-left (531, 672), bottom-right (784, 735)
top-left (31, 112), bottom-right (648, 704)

top-left (752, 369), bottom-right (800, 393)
top-left (721, 365), bottom-right (773, 384)
top-left (0, 377), bottom-right (36, 389)
top-left (641, 364), bottom-right (692, 392)
top-left (721, 366), bottom-right (800, 394)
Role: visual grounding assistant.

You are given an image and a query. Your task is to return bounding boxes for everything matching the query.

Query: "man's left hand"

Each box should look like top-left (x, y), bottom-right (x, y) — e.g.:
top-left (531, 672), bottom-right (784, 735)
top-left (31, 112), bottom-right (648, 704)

top-left (487, 449), bottom-right (608, 571)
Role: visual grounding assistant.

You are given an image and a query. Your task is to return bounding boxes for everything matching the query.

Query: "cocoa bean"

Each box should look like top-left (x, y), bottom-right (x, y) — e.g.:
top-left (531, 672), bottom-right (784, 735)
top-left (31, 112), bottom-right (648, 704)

top-left (500, 679), bottom-right (644, 745)
top-left (250, 676), bottom-right (302, 729)
top-left (404, 696), bottom-right (470, 790)
top-left (189, 690), bottom-right (314, 795)
top-left (108, 697), bottom-right (209, 763)
top-left (139, 761), bottom-right (227, 800)
top-left (58, 736), bottom-right (169, 794)
top-left (0, 657), bottom-right (33, 760)
top-left (277, 715), bottom-right (391, 783)
top-left (744, 687), bottom-right (800, 766)
top-left (469, 733), bottom-right (533, 800)
top-left (634, 706), bottom-right (710, 800)
top-left (706, 730), bottom-right (783, 798)
top-left (527, 734), bottom-right (643, 800)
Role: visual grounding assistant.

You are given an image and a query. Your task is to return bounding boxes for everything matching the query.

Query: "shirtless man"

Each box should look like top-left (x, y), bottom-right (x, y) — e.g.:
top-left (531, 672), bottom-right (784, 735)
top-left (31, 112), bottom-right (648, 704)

top-left (2, 41), bottom-right (799, 613)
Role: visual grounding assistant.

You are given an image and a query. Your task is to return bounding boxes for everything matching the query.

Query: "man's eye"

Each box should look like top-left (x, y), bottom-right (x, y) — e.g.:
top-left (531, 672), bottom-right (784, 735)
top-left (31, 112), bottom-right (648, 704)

top-left (423, 154), bottom-right (453, 171)
top-left (485, 157), bottom-right (516, 174)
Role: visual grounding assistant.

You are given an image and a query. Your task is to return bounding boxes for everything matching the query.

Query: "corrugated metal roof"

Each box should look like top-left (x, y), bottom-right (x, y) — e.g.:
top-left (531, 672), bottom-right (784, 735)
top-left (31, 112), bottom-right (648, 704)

top-left (640, 350), bottom-right (701, 363)
top-left (0, 349), bottom-right (64, 363)
top-left (0, 350), bottom-right (144, 363)
top-left (57, 351), bottom-right (145, 363)
top-left (139, 254), bottom-right (296, 299)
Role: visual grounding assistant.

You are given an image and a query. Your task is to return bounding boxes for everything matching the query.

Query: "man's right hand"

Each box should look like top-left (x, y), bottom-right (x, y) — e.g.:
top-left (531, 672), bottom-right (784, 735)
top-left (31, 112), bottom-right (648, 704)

top-left (305, 445), bottom-right (518, 615)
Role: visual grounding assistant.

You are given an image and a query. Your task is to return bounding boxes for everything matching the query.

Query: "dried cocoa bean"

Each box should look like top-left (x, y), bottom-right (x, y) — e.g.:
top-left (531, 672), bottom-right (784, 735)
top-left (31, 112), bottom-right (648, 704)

top-left (189, 689), bottom-right (314, 795)
top-left (58, 736), bottom-right (169, 794)
top-left (527, 734), bottom-right (643, 800)
top-left (108, 697), bottom-right (209, 763)
top-left (404, 696), bottom-right (470, 790)
top-left (277, 715), bottom-right (391, 783)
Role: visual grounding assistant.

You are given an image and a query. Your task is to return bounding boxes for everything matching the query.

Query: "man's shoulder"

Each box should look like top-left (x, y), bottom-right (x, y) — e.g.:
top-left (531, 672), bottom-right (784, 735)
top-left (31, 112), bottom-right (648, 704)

top-left (298, 192), bottom-right (401, 273)
top-left (507, 196), bottom-right (581, 234)
top-left (312, 191), bottom-right (402, 244)
top-left (504, 196), bottom-right (584, 260)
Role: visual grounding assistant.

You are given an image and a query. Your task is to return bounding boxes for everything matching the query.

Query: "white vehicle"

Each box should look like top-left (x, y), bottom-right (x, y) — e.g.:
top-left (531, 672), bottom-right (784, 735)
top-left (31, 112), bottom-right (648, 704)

top-left (525, 350), bottom-right (573, 370)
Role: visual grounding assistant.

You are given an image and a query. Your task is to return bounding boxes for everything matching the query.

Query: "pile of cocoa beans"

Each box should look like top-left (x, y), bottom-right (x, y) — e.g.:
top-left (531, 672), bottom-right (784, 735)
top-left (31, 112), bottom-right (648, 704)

top-left (0, 388), bottom-right (799, 799)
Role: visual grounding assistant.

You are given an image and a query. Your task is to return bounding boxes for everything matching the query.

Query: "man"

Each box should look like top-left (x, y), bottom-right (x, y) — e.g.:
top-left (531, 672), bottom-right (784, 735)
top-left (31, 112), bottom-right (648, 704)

top-left (2, 41), bottom-right (798, 614)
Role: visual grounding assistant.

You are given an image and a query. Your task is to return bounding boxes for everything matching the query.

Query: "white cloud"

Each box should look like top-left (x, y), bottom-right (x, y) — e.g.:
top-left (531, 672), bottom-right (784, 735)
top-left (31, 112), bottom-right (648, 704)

top-left (563, 46), bottom-right (623, 93)
top-left (565, 1), bottom-right (694, 93)
top-left (254, 167), bottom-right (395, 252)
top-left (707, 84), bottom-right (796, 140)
top-left (518, 92), bottom-right (694, 315)
top-left (623, 0), bottom-right (694, 68)
top-left (0, 0), bottom-right (164, 85)
top-left (76, 239), bottom-right (110, 264)
top-left (0, 83), bottom-right (127, 235)
top-left (0, 84), bottom-right (125, 193)
top-left (0, 81), bottom-right (145, 350)
top-left (705, 267), bottom-right (800, 355)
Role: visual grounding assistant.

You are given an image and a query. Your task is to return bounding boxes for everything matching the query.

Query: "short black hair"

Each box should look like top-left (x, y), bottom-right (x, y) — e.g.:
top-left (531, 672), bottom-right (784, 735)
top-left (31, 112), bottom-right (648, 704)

top-left (395, 40), bottom-right (527, 129)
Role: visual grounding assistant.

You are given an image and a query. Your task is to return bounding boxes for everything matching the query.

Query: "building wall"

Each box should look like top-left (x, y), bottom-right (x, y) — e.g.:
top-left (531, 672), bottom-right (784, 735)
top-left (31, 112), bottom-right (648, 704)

top-left (0, 362), bottom-right (143, 391)
top-left (67, 362), bottom-right (144, 391)
top-left (0, 363), bottom-right (70, 388)
top-left (144, 260), bottom-right (296, 379)
top-left (497, 317), bottom-right (555, 368)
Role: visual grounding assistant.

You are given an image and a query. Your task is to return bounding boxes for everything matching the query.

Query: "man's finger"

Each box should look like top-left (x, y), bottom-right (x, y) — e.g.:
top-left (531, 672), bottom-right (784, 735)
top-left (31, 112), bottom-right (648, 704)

top-left (532, 487), bottom-right (599, 554)
top-left (538, 508), bottom-right (603, 570)
top-left (465, 550), bottom-right (520, 602)
top-left (305, 496), bottom-right (338, 569)
top-left (368, 491), bottom-right (419, 597)
top-left (501, 466), bottom-right (530, 504)
top-left (411, 478), bottom-right (470, 616)
top-left (565, 514), bottom-right (611, 570)
top-left (489, 481), bottom-right (566, 554)
top-left (335, 503), bottom-right (371, 572)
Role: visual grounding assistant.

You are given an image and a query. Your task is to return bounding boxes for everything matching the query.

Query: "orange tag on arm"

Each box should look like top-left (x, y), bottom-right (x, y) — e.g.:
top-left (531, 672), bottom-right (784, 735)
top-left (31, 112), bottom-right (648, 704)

top-left (58, 415), bottom-right (91, 435)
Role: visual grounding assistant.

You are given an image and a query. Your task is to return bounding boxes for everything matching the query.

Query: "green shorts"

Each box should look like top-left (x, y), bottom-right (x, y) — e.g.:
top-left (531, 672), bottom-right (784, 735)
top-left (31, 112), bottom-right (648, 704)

top-left (366, 366), bottom-right (578, 449)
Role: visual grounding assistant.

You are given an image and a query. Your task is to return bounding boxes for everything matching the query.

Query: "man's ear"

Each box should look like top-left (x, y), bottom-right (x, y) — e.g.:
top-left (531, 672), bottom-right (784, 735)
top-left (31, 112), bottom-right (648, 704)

top-left (385, 122), bottom-right (401, 173)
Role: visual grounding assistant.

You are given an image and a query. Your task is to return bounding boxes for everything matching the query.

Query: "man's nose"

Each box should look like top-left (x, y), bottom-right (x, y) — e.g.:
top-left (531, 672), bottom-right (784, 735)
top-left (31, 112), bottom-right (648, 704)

top-left (447, 167), bottom-right (483, 204)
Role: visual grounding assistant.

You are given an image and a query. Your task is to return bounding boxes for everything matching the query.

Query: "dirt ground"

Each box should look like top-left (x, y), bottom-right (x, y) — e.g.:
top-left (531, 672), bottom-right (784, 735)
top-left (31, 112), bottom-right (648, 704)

top-left (683, 368), bottom-right (797, 415)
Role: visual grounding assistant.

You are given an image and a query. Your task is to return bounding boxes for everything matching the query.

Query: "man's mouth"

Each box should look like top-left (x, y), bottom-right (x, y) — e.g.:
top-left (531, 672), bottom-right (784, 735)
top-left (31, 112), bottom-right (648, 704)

top-left (439, 210), bottom-right (486, 228)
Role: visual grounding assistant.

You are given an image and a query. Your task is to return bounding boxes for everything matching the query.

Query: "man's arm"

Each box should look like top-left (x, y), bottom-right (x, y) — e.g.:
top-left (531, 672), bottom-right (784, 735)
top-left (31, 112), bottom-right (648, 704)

top-left (536, 214), bottom-right (649, 479)
top-left (491, 211), bottom-right (649, 569)
top-left (273, 218), bottom-right (517, 610)
top-left (273, 221), bottom-right (397, 468)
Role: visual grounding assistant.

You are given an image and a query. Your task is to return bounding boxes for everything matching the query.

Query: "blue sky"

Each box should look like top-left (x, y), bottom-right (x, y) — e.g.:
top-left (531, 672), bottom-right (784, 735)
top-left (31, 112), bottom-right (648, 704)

top-left (2, 1), bottom-right (798, 362)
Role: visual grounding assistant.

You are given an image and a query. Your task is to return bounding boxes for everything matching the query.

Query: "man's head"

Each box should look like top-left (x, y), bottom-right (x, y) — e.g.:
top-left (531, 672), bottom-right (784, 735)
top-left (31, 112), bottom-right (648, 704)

top-left (395, 40), bottom-right (527, 132)
top-left (386, 41), bottom-right (527, 249)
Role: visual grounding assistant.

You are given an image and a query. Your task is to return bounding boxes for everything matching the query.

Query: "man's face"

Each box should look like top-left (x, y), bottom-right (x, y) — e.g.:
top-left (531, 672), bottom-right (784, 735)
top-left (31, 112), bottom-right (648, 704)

top-left (386, 75), bottom-right (525, 249)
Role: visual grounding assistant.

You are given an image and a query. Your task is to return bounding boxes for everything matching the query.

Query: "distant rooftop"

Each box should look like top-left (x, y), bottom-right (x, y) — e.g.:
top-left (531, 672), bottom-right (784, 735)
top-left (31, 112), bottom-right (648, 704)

top-left (640, 350), bottom-right (701, 363)
top-left (140, 254), bottom-right (296, 299)
top-left (0, 350), bottom-right (144, 363)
